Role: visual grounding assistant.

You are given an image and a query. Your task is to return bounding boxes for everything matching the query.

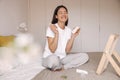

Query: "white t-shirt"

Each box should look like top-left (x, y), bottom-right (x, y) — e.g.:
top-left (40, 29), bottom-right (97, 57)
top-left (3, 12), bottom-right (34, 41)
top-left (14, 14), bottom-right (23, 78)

top-left (43, 23), bottom-right (72, 59)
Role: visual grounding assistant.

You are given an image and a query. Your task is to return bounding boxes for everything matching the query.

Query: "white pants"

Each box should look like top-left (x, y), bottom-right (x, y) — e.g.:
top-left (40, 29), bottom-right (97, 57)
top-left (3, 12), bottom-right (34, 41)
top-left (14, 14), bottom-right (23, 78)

top-left (42, 53), bottom-right (89, 70)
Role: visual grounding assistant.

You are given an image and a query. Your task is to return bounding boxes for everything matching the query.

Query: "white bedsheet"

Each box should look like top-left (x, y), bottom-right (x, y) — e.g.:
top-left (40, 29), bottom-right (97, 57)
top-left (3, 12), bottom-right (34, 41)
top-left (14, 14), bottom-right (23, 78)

top-left (0, 59), bottom-right (45, 80)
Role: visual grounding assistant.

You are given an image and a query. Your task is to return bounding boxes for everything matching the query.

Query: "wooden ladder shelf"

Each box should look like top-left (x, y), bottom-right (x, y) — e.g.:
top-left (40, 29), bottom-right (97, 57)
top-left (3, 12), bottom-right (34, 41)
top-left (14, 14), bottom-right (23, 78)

top-left (96, 34), bottom-right (120, 76)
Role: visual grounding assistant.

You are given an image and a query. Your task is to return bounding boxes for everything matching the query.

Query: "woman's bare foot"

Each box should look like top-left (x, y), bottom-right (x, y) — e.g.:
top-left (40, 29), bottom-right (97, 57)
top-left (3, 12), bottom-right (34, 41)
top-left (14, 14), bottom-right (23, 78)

top-left (47, 65), bottom-right (64, 72)
top-left (53, 66), bottom-right (64, 72)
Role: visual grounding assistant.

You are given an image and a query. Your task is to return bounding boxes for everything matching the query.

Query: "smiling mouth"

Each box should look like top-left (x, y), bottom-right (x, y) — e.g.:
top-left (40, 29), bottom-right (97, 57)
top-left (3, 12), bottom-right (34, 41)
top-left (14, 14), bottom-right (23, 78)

top-left (61, 16), bottom-right (67, 19)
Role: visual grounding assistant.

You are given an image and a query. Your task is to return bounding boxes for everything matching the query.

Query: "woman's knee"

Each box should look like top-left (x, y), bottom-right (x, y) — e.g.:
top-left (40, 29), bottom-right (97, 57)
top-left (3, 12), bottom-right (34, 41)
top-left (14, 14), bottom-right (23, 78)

top-left (42, 55), bottom-right (61, 69)
top-left (83, 53), bottom-right (89, 61)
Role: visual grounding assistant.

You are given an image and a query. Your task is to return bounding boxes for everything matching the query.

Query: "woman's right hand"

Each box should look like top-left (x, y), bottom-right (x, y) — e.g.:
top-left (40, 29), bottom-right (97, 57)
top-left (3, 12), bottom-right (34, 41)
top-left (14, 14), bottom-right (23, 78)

top-left (50, 24), bottom-right (59, 34)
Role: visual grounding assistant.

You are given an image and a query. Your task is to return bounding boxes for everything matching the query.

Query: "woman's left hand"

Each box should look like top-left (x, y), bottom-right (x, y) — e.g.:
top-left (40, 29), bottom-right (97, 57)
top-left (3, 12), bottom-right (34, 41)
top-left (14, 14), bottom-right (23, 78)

top-left (71, 28), bottom-right (80, 38)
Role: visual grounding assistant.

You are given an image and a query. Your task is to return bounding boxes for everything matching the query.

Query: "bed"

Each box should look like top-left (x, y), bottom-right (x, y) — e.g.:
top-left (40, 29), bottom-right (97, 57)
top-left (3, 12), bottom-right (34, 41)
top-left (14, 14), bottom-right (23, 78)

top-left (0, 57), bottom-right (45, 80)
top-left (32, 52), bottom-right (120, 80)
top-left (0, 34), bottom-right (46, 80)
top-left (0, 34), bottom-right (45, 80)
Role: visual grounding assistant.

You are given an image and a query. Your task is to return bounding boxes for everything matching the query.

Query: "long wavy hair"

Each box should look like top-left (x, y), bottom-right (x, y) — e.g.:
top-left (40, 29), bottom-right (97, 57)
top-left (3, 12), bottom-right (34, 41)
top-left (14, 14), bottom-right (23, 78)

top-left (51, 5), bottom-right (68, 26)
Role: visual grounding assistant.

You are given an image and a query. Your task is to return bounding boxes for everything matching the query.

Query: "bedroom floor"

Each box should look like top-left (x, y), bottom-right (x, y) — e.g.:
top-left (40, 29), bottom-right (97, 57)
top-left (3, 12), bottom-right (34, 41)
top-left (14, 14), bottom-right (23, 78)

top-left (32, 52), bottom-right (120, 80)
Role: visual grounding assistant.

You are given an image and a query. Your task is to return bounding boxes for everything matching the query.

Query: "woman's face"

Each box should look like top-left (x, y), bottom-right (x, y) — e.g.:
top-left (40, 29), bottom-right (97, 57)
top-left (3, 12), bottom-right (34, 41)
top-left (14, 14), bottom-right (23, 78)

top-left (56, 7), bottom-right (68, 23)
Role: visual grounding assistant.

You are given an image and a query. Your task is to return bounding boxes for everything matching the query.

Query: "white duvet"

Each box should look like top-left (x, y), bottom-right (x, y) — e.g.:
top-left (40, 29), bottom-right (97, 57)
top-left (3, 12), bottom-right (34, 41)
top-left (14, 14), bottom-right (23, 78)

top-left (0, 59), bottom-right (45, 80)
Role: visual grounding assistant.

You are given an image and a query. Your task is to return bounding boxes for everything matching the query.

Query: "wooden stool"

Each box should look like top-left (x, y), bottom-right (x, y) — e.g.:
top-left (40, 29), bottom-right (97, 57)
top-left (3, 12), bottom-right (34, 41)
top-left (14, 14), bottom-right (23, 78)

top-left (96, 34), bottom-right (120, 76)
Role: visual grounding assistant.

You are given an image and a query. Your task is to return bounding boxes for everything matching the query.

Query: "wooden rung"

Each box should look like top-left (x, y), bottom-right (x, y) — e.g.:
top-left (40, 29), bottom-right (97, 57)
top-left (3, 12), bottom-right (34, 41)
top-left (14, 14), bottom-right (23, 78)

top-left (106, 52), bottom-right (120, 76)
top-left (113, 51), bottom-right (120, 63)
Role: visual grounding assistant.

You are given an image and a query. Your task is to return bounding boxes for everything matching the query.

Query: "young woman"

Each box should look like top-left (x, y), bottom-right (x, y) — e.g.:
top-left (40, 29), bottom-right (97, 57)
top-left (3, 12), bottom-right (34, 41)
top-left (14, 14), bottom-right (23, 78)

top-left (42, 5), bottom-right (89, 71)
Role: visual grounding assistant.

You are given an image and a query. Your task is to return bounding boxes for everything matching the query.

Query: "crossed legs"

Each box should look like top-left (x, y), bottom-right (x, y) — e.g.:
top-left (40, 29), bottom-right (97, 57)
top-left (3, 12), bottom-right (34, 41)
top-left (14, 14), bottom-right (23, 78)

top-left (42, 53), bottom-right (89, 71)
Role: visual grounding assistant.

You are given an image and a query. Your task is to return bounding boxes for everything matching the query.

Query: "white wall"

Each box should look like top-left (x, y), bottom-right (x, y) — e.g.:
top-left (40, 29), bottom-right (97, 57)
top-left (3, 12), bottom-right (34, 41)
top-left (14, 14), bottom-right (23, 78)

top-left (29, 0), bottom-right (46, 48)
top-left (0, 0), bottom-right (28, 35)
top-left (100, 0), bottom-right (120, 51)
top-left (116, 0), bottom-right (120, 53)
top-left (80, 0), bottom-right (100, 52)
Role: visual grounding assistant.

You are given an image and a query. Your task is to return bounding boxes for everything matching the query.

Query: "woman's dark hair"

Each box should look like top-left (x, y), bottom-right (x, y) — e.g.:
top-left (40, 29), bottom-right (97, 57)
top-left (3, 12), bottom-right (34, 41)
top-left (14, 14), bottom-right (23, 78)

top-left (51, 5), bottom-right (68, 26)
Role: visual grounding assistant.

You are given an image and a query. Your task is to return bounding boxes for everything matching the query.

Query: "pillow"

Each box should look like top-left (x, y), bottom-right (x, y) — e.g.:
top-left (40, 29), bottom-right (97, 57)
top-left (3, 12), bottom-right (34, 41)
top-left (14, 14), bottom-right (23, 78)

top-left (0, 35), bottom-right (15, 47)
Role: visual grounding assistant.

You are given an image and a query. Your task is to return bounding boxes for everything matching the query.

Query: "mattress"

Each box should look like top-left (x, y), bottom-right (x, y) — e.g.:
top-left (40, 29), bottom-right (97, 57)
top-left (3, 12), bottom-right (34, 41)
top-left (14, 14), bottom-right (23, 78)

top-left (0, 58), bottom-right (45, 80)
top-left (32, 52), bottom-right (120, 80)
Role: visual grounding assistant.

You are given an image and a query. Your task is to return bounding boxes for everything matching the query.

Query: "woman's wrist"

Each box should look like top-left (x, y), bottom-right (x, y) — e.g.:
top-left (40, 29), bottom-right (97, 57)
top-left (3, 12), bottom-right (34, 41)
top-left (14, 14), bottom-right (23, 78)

top-left (54, 32), bottom-right (58, 38)
top-left (71, 34), bottom-right (76, 39)
top-left (55, 32), bottom-right (59, 35)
